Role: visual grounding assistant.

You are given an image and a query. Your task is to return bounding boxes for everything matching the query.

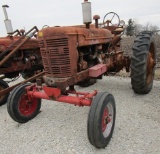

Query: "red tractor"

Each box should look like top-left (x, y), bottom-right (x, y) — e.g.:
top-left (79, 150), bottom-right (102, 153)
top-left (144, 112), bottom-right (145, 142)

top-left (0, 5), bottom-right (43, 106)
top-left (7, 0), bottom-right (156, 148)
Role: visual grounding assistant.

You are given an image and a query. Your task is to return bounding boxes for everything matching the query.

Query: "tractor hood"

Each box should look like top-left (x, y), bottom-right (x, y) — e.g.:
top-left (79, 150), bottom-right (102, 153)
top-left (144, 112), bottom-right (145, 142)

top-left (38, 26), bottom-right (113, 47)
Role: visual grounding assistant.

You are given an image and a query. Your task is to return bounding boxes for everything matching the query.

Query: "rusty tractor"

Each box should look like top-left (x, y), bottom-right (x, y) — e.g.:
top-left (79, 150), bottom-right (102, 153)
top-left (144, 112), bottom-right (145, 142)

top-left (7, 0), bottom-right (156, 148)
top-left (0, 5), bottom-right (44, 106)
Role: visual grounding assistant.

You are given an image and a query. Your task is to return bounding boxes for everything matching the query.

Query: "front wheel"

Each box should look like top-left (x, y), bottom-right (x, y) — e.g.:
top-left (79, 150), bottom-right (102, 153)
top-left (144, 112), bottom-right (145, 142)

top-left (7, 83), bottom-right (41, 123)
top-left (87, 92), bottom-right (116, 148)
top-left (0, 79), bottom-right (9, 106)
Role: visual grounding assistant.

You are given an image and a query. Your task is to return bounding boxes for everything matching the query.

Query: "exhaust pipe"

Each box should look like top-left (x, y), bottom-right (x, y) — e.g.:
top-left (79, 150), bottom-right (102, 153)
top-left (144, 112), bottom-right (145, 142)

top-left (82, 0), bottom-right (92, 29)
top-left (2, 5), bottom-right (13, 35)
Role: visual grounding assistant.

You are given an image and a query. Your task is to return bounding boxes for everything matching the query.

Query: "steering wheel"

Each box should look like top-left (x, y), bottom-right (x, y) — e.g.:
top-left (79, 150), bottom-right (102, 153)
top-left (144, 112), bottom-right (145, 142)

top-left (42, 25), bottom-right (49, 29)
top-left (103, 12), bottom-right (120, 27)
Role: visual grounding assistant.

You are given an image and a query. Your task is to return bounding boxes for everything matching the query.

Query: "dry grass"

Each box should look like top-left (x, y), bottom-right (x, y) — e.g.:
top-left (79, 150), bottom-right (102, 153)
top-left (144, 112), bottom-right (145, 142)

top-left (116, 68), bottom-right (160, 80)
top-left (121, 35), bottom-right (160, 59)
top-left (120, 35), bottom-right (160, 80)
top-left (155, 68), bottom-right (160, 80)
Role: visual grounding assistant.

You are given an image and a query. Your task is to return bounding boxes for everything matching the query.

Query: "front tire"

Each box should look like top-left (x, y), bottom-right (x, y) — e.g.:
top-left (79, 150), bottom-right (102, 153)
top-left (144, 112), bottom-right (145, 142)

top-left (87, 92), bottom-right (116, 148)
top-left (131, 31), bottom-right (156, 94)
top-left (0, 79), bottom-right (9, 106)
top-left (7, 83), bottom-right (41, 123)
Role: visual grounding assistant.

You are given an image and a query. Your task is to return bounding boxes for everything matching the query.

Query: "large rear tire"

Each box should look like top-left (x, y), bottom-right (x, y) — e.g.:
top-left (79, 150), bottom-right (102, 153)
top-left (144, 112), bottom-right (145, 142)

top-left (131, 31), bottom-right (156, 94)
top-left (87, 92), bottom-right (116, 148)
top-left (0, 79), bottom-right (9, 106)
top-left (7, 83), bottom-right (41, 123)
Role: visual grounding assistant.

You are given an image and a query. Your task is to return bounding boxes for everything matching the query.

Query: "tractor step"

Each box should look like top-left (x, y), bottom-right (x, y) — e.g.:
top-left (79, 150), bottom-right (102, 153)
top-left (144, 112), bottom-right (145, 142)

top-left (89, 64), bottom-right (107, 77)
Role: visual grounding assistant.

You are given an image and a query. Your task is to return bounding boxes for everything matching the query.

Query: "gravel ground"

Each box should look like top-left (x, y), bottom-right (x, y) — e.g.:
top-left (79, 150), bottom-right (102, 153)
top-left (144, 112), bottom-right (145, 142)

top-left (0, 76), bottom-right (160, 154)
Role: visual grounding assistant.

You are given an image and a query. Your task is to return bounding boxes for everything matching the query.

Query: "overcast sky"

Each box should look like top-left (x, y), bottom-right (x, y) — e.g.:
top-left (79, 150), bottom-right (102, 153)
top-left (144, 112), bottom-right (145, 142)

top-left (0, 0), bottom-right (160, 36)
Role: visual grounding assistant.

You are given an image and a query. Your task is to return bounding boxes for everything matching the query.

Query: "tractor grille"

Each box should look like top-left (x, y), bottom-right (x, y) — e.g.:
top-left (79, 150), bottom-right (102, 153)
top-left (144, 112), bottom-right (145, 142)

top-left (39, 38), bottom-right (71, 76)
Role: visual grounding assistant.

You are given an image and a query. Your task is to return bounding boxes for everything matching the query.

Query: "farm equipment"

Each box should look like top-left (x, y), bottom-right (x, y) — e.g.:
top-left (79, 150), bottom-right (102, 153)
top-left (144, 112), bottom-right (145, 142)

top-left (131, 31), bottom-right (156, 94)
top-left (7, 0), bottom-right (156, 148)
top-left (0, 5), bottom-right (43, 106)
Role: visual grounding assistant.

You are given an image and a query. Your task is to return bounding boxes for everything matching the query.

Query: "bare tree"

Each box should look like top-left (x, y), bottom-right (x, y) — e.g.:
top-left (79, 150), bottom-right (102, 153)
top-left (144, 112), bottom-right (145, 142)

top-left (134, 24), bottom-right (143, 35)
top-left (143, 22), bottom-right (152, 31)
top-left (133, 21), bottom-right (159, 35)
top-left (149, 25), bottom-right (159, 34)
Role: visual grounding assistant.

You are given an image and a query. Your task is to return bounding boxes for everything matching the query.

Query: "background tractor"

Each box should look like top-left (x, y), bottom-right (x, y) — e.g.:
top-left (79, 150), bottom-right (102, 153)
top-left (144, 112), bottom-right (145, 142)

top-left (7, 0), bottom-right (156, 148)
top-left (0, 5), bottom-right (44, 106)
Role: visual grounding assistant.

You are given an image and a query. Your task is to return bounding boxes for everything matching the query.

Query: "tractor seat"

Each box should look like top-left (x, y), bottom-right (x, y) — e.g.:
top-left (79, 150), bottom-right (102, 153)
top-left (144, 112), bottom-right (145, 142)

top-left (114, 27), bottom-right (124, 32)
top-left (113, 27), bottom-right (124, 34)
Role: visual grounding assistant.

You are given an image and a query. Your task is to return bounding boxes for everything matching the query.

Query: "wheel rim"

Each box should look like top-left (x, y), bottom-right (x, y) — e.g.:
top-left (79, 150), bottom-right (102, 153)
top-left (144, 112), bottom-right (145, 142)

top-left (101, 102), bottom-right (114, 138)
top-left (18, 93), bottom-right (39, 116)
top-left (0, 86), bottom-right (5, 101)
top-left (147, 43), bottom-right (155, 85)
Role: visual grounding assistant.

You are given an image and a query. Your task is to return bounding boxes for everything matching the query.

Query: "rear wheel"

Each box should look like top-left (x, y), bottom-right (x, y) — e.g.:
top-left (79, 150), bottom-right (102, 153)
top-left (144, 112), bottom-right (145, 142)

top-left (87, 92), bottom-right (116, 148)
top-left (7, 83), bottom-right (41, 123)
top-left (131, 31), bottom-right (156, 94)
top-left (0, 79), bottom-right (9, 106)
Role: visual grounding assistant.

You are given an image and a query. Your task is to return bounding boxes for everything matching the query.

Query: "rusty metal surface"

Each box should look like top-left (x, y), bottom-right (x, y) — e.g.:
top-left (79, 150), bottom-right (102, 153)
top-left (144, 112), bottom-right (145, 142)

top-left (0, 36), bottom-right (32, 67)
top-left (0, 49), bottom-right (42, 74)
top-left (0, 26), bottom-right (39, 54)
top-left (43, 69), bottom-right (89, 89)
top-left (38, 26), bottom-right (112, 46)
top-left (38, 26), bottom-right (112, 79)
top-left (0, 27), bottom-right (38, 67)
top-left (0, 65), bottom-right (26, 74)
top-left (147, 43), bottom-right (156, 85)
top-left (89, 64), bottom-right (106, 77)
top-left (37, 13), bottom-right (128, 91)
top-left (0, 26), bottom-right (43, 78)
top-left (0, 36), bottom-right (38, 52)
top-left (39, 36), bottom-right (74, 77)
